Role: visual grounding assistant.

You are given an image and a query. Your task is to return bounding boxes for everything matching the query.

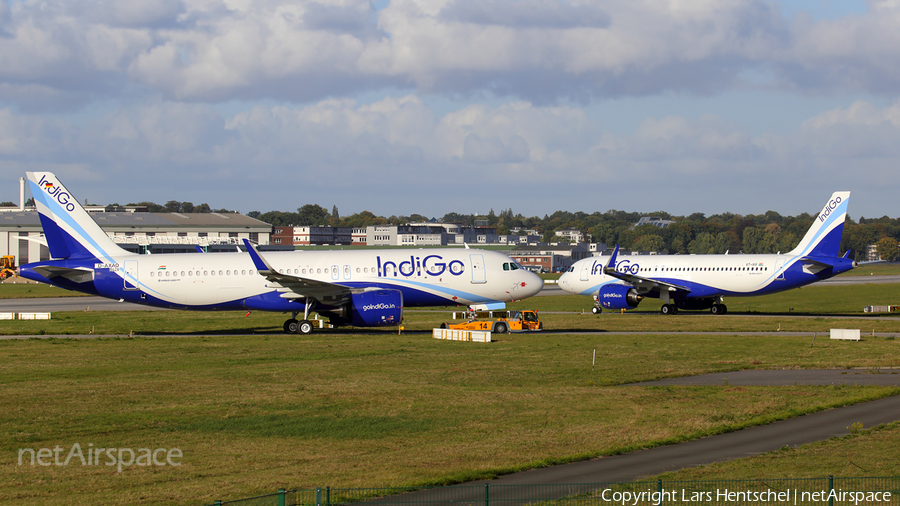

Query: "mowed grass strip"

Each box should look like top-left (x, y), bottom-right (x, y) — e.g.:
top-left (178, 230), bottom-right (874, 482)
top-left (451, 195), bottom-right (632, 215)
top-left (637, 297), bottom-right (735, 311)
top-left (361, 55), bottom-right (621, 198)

top-left (651, 421), bottom-right (900, 482)
top-left (0, 282), bottom-right (88, 299)
top-left (2, 329), bottom-right (899, 505)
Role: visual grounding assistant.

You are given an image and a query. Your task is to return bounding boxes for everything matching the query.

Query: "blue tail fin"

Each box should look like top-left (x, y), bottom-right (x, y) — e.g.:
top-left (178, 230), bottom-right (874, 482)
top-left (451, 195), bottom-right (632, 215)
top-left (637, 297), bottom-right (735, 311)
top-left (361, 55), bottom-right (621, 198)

top-left (26, 172), bottom-right (128, 262)
top-left (788, 191), bottom-right (851, 258)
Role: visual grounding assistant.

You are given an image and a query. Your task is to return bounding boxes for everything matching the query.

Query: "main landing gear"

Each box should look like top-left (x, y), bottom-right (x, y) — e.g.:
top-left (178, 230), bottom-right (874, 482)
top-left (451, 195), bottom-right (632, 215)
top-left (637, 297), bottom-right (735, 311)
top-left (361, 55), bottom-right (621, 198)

top-left (660, 304), bottom-right (678, 315)
top-left (710, 304), bottom-right (728, 315)
top-left (284, 298), bottom-right (319, 334)
top-left (284, 317), bottom-right (314, 334)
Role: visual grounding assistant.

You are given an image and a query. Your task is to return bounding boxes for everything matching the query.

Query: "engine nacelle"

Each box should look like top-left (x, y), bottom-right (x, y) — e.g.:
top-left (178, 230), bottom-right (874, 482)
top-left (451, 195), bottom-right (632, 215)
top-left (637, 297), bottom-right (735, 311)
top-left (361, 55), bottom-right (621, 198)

top-left (597, 284), bottom-right (643, 310)
top-left (329, 289), bottom-right (403, 327)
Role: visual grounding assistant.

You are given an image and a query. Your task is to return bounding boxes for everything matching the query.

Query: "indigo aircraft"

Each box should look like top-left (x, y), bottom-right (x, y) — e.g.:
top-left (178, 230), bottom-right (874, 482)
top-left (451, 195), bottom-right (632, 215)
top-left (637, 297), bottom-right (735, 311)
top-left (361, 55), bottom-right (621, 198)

top-left (558, 192), bottom-right (855, 315)
top-left (20, 172), bottom-right (543, 334)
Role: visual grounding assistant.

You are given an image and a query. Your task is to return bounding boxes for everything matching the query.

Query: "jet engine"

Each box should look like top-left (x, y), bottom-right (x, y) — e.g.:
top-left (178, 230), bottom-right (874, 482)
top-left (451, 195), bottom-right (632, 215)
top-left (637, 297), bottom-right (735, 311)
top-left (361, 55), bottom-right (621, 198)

top-left (322, 289), bottom-right (404, 327)
top-left (596, 284), bottom-right (643, 310)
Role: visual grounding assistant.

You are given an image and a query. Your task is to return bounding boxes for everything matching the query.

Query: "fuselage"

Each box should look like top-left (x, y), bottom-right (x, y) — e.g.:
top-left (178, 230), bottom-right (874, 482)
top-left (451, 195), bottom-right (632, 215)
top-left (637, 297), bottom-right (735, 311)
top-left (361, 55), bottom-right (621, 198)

top-left (558, 251), bottom-right (856, 299)
top-left (22, 248), bottom-right (543, 311)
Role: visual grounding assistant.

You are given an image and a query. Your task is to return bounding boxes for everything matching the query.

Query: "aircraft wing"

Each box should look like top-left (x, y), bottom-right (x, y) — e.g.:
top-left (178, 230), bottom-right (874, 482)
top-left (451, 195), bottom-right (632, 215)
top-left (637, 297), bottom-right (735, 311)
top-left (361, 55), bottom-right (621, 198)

top-left (602, 245), bottom-right (692, 295)
top-left (242, 240), bottom-right (354, 301)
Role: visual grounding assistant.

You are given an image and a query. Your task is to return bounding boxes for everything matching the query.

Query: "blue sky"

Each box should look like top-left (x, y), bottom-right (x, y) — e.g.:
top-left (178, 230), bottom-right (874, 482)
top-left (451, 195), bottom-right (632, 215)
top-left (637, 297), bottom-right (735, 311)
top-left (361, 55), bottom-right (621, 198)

top-left (1, 0), bottom-right (898, 221)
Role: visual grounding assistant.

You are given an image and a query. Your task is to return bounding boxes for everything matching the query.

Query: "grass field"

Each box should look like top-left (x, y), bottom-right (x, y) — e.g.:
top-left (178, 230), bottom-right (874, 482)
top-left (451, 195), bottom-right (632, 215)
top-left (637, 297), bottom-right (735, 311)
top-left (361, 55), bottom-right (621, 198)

top-left (0, 282), bottom-right (87, 299)
top-left (1, 279), bottom-right (899, 505)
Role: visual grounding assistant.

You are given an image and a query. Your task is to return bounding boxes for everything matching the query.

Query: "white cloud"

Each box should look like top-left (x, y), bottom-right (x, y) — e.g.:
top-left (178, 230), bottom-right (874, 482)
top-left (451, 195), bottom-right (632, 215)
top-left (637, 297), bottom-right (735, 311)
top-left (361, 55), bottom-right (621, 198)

top-left (803, 100), bottom-right (900, 128)
top-left (1, 0), bottom-right (899, 105)
top-left (1, 1), bottom-right (900, 218)
top-left (0, 95), bottom-right (897, 218)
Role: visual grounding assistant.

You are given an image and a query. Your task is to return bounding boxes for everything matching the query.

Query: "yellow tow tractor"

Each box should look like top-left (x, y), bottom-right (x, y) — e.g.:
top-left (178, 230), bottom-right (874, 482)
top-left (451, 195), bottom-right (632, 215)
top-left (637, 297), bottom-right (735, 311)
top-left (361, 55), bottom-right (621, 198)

top-left (440, 310), bottom-right (543, 334)
top-left (0, 255), bottom-right (16, 280)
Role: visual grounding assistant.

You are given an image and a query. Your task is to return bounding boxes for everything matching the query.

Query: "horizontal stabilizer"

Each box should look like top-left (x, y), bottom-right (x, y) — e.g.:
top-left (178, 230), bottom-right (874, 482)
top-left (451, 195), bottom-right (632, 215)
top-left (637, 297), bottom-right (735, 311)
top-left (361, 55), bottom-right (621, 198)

top-left (31, 265), bottom-right (94, 284)
top-left (800, 257), bottom-right (834, 276)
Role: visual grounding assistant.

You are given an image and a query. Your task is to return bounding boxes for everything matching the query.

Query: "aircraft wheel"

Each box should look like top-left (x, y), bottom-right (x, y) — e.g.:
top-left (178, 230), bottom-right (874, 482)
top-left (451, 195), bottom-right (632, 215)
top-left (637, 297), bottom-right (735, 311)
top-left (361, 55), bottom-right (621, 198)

top-left (661, 304), bottom-right (677, 315)
top-left (298, 320), bottom-right (314, 335)
top-left (494, 322), bottom-right (509, 334)
top-left (591, 306), bottom-right (602, 314)
top-left (711, 304), bottom-right (727, 315)
top-left (284, 319), bottom-right (299, 333)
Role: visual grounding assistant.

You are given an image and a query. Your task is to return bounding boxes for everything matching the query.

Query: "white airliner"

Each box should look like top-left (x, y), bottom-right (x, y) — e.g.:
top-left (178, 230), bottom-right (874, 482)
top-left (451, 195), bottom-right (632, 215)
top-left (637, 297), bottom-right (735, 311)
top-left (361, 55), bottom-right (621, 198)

top-left (19, 172), bottom-right (543, 333)
top-left (558, 192), bottom-right (856, 315)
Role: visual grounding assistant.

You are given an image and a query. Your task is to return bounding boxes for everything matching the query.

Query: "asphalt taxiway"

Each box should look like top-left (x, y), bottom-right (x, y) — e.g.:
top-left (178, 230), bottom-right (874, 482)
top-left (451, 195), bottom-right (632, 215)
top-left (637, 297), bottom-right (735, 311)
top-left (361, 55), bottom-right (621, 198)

top-left (370, 370), bottom-right (900, 504)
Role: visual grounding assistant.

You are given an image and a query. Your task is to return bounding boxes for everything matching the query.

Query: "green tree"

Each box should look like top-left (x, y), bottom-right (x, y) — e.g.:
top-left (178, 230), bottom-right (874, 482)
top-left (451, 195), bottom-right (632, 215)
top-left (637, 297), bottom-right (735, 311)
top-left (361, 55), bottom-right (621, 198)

top-left (775, 232), bottom-right (799, 254)
top-left (297, 204), bottom-right (330, 226)
top-left (632, 235), bottom-right (667, 252)
top-left (742, 226), bottom-right (778, 254)
top-left (689, 232), bottom-right (716, 254)
top-left (876, 236), bottom-right (899, 261)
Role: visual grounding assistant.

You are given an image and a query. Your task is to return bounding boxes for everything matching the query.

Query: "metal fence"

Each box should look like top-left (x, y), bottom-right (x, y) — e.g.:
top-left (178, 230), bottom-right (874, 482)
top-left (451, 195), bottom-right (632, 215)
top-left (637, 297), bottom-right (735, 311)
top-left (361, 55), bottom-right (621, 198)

top-left (208, 476), bottom-right (900, 505)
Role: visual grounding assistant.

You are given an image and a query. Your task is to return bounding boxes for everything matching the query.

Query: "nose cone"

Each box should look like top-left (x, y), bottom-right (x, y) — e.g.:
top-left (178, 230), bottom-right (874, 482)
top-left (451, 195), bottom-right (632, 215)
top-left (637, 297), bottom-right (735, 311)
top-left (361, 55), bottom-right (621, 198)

top-left (557, 270), bottom-right (572, 293)
top-left (524, 270), bottom-right (544, 297)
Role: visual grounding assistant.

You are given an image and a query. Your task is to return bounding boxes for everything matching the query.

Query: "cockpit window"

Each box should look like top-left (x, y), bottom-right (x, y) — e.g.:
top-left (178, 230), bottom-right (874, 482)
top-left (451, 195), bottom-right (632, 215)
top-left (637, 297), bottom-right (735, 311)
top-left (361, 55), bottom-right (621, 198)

top-left (502, 262), bottom-right (521, 271)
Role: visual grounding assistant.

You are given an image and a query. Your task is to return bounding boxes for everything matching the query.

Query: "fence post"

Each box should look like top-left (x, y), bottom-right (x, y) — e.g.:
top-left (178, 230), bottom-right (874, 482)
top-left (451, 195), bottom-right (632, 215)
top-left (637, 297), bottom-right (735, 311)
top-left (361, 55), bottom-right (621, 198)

top-left (327, 486), bottom-right (331, 506)
top-left (316, 487), bottom-right (322, 506)
top-left (485, 483), bottom-right (490, 506)
top-left (828, 476), bottom-right (834, 506)
top-left (278, 489), bottom-right (285, 506)
top-left (658, 479), bottom-right (663, 500)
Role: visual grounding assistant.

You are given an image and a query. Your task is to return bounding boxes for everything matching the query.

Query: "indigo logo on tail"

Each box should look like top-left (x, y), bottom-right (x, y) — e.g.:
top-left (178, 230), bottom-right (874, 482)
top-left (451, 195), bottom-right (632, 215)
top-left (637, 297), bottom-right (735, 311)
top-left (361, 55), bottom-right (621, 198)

top-left (818, 196), bottom-right (842, 223)
top-left (38, 175), bottom-right (76, 212)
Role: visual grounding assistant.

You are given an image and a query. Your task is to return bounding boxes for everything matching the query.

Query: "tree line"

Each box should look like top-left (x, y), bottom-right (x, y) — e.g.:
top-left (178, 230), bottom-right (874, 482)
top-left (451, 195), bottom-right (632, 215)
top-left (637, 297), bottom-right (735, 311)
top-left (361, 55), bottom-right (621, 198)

top-left (7, 197), bottom-right (894, 261)
top-left (245, 204), bottom-right (900, 262)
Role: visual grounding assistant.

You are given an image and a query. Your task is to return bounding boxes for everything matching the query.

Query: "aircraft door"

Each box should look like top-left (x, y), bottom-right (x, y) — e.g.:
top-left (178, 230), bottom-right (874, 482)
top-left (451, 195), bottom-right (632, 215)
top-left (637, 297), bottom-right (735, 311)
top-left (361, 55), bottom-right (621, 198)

top-left (123, 260), bottom-right (139, 290)
top-left (775, 259), bottom-right (786, 280)
top-left (469, 254), bottom-right (486, 284)
top-left (580, 261), bottom-right (591, 281)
